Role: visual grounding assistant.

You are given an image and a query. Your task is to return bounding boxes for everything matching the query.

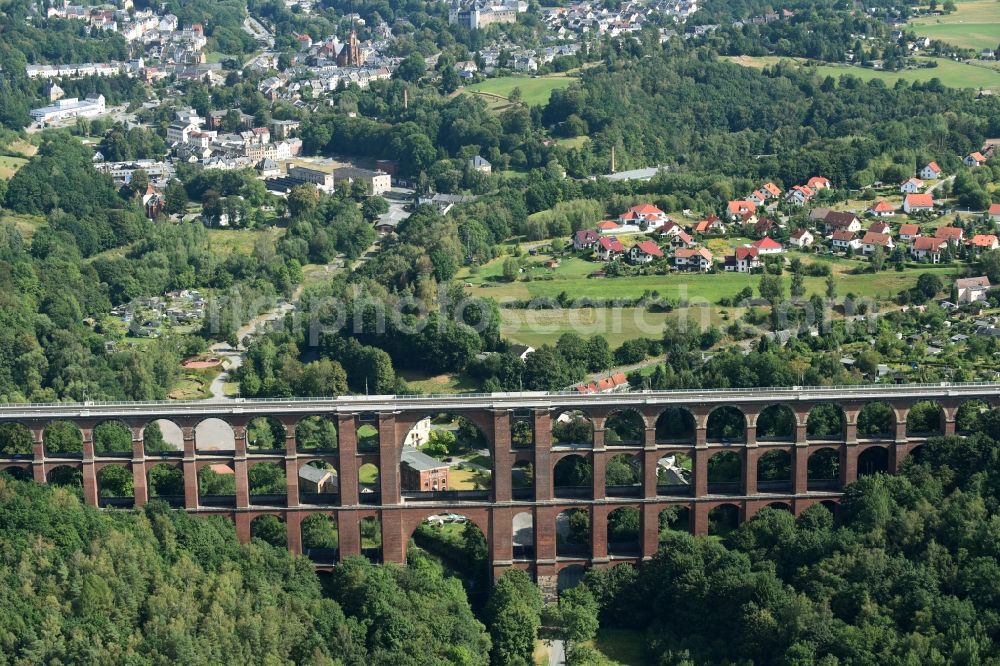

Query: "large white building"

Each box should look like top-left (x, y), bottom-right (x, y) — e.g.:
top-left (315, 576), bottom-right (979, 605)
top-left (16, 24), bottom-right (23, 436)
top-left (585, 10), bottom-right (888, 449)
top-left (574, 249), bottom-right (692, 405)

top-left (30, 94), bottom-right (106, 123)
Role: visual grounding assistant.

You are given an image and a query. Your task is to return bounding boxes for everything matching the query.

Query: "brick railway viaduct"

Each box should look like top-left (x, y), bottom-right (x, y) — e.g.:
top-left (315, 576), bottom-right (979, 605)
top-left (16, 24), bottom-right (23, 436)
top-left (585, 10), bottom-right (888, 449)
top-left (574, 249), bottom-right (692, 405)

top-left (0, 383), bottom-right (995, 593)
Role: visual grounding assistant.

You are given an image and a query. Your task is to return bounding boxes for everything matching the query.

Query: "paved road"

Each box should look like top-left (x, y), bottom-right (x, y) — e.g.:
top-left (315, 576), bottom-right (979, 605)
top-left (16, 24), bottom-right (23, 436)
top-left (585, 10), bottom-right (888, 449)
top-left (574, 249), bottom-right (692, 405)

top-left (547, 640), bottom-right (566, 666)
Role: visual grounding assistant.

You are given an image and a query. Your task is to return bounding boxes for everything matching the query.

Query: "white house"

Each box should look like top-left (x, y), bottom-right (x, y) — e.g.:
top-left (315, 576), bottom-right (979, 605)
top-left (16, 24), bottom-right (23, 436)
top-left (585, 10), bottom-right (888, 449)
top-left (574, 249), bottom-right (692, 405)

top-left (861, 231), bottom-right (894, 255)
top-left (831, 230), bottom-right (861, 252)
top-left (900, 177), bottom-right (924, 194)
top-left (674, 247), bottom-right (713, 272)
top-left (964, 152), bottom-right (987, 167)
top-left (919, 162), bottom-right (942, 180)
top-left (955, 276), bottom-right (991, 304)
top-left (903, 193), bottom-right (934, 214)
top-left (629, 240), bottom-right (664, 264)
top-left (910, 236), bottom-right (948, 263)
top-left (789, 228), bottom-right (814, 248)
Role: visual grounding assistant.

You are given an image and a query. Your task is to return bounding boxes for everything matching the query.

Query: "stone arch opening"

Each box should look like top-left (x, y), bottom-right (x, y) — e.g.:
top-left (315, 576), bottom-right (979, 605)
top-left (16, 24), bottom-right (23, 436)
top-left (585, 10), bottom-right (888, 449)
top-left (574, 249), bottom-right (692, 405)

top-left (557, 564), bottom-right (587, 593)
top-left (195, 418), bottom-right (235, 453)
top-left (400, 413), bottom-right (491, 500)
top-left (605, 453), bottom-right (641, 497)
top-left (708, 504), bottom-right (740, 537)
top-left (756, 405), bottom-right (796, 441)
top-left (552, 410), bottom-right (593, 448)
top-left (0, 465), bottom-right (31, 481)
top-left (807, 404), bottom-right (845, 440)
top-left (44, 422), bottom-right (82, 457)
top-left (658, 506), bottom-right (691, 546)
top-left (656, 452), bottom-right (691, 496)
top-left (97, 464), bottom-right (133, 506)
top-left (248, 461), bottom-right (286, 506)
top-left (706, 406), bottom-right (746, 443)
top-left (47, 465), bottom-right (83, 490)
top-left (512, 460), bottom-right (534, 499)
top-left (607, 507), bottom-right (641, 557)
top-left (147, 462), bottom-right (184, 506)
top-left (857, 402), bottom-right (894, 440)
top-left (655, 407), bottom-right (695, 443)
top-left (906, 400), bottom-right (943, 437)
top-left (410, 513), bottom-right (490, 606)
top-left (296, 416), bottom-right (338, 452)
top-left (820, 499), bottom-right (839, 518)
top-left (356, 413), bottom-right (380, 453)
top-left (247, 417), bottom-right (286, 452)
top-left (604, 410), bottom-right (645, 446)
top-left (144, 419), bottom-right (183, 454)
top-left (553, 454), bottom-right (592, 499)
top-left (707, 450), bottom-right (741, 494)
top-left (858, 446), bottom-right (889, 476)
top-left (360, 516), bottom-right (382, 563)
top-left (250, 514), bottom-right (287, 548)
top-left (756, 449), bottom-right (792, 492)
top-left (908, 444), bottom-right (925, 465)
top-left (556, 508), bottom-right (590, 558)
top-left (301, 513), bottom-right (339, 564)
top-left (0, 423), bottom-right (33, 457)
top-left (299, 460), bottom-right (339, 504)
top-left (358, 463), bottom-right (380, 504)
top-left (198, 462), bottom-right (236, 507)
top-left (512, 511), bottom-right (534, 559)
top-left (956, 400), bottom-right (989, 434)
top-left (807, 447), bottom-right (840, 491)
top-left (763, 501), bottom-right (792, 514)
top-left (511, 410), bottom-right (534, 449)
top-left (93, 420), bottom-right (132, 456)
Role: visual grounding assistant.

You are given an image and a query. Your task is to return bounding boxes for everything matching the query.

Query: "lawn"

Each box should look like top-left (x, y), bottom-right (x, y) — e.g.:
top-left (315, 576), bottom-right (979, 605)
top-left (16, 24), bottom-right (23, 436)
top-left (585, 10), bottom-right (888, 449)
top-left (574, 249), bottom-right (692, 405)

top-left (464, 74), bottom-right (576, 107)
top-left (398, 369), bottom-right (481, 393)
top-left (910, 0), bottom-right (1000, 51)
top-left (206, 226), bottom-right (285, 258)
top-left (0, 155), bottom-right (27, 179)
top-left (725, 54), bottom-right (1000, 90)
top-left (586, 628), bottom-right (650, 665)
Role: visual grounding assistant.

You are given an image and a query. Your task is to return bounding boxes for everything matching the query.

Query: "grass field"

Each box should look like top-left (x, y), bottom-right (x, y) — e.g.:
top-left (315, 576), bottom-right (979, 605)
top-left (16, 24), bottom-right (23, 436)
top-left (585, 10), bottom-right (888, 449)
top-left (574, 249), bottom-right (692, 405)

top-left (725, 54), bottom-right (1000, 90)
top-left (0, 212), bottom-right (45, 241)
top-left (587, 629), bottom-right (650, 665)
top-left (398, 369), bottom-right (480, 393)
top-left (464, 74), bottom-right (576, 107)
top-left (0, 155), bottom-right (27, 179)
top-left (910, 0), bottom-right (1000, 51)
top-left (206, 226), bottom-right (285, 257)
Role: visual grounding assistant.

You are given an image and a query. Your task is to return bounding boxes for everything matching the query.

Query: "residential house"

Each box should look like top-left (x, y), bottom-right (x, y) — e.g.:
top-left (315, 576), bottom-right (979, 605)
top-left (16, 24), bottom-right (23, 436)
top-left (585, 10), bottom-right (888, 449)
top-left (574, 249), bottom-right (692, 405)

top-left (868, 220), bottom-right (891, 235)
top-left (400, 448), bottom-right (449, 492)
top-left (988, 203), bottom-right (1000, 222)
top-left (968, 234), bottom-right (999, 252)
top-left (618, 203), bottom-right (669, 229)
top-left (903, 193), bottom-right (934, 214)
top-left (469, 155), bottom-right (492, 173)
top-left (753, 217), bottom-right (776, 237)
top-left (748, 190), bottom-right (769, 205)
top-left (789, 228), bottom-right (814, 248)
top-left (724, 245), bottom-right (761, 272)
top-left (956, 276), bottom-right (991, 304)
top-left (807, 176), bottom-right (832, 191)
top-left (934, 226), bottom-right (964, 243)
top-left (809, 207), bottom-right (831, 222)
top-left (752, 237), bottom-right (783, 255)
top-left (674, 247), bottom-right (713, 272)
top-left (861, 231), bottom-right (894, 255)
top-left (670, 231), bottom-right (698, 249)
top-left (831, 230), bottom-right (861, 252)
top-left (726, 200), bottom-right (756, 220)
top-left (786, 185), bottom-right (814, 205)
top-left (868, 200), bottom-right (896, 217)
top-left (595, 236), bottom-right (625, 261)
top-left (762, 182), bottom-right (782, 198)
top-left (898, 223), bottom-right (921, 242)
top-left (900, 177), bottom-right (924, 194)
top-left (693, 215), bottom-right (725, 234)
top-left (910, 236), bottom-right (948, 262)
top-left (596, 220), bottom-right (621, 233)
top-left (573, 229), bottom-right (600, 250)
top-left (629, 240), bottom-right (664, 264)
top-left (824, 211), bottom-right (862, 234)
top-left (919, 162), bottom-right (942, 179)
top-left (964, 152), bottom-right (988, 167)
top-left (656, 221), bottom-right (683, 238)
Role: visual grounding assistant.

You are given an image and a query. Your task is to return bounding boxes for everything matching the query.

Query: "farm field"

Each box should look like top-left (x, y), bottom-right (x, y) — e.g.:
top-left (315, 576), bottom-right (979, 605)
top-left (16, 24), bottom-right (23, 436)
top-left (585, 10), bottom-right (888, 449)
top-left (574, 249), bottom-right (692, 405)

top-left (463, 74), bottom-right (576, 106)
top-left (725, 54), bottom-right (1000, 90)
top-left (909, 0), bottom-right (1000, 51)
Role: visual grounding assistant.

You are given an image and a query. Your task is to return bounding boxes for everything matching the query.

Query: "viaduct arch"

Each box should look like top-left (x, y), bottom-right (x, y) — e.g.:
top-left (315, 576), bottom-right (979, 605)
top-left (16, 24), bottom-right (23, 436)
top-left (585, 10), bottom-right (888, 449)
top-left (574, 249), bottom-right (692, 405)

top-left (0, 383), bottom-right (995, 596)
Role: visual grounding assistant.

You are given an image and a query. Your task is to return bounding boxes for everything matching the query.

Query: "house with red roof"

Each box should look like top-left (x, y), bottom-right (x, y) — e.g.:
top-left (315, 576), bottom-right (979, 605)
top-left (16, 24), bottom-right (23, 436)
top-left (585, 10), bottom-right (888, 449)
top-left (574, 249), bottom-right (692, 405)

top-left (762, 182), bottom-right (782, 198)
top-left (596, 220), bottom-right (621, 233)
top-left (674, 247), bottom-right (714, 272)
top-left (968, 234), bottom-right (999, 252)
top-left (618, 203), bottom-right (669, 229)
top-left (723, 245), bottom-right (761, 273)
top-left (753, 217), bottom-right (776, 237)
top-left (900, 177), bottom-right (924, 194)
top-left (656, 221), bottom-right (684, 238)
top-left (789, 228), bottom-right (814, 248)
top-left (752, 237), bottom-right (783, 255)
top-left (786, 185), bottom-right (814, 205)
top-left (919, 162), bottom-right (942, 179)
top-left (824, 211), bottom-right (862, 233)
top-left (595, 236), bottom-right (625, 261)
top-left (898, 223), bottom-right (921, 242)
top-left (726, 200), bottom-right (756, 220)
top-left (807, 176), bottom-right (832, 191)
top-left (964, 152), bottom-right (987, 167)
top-left (748, 190), bottom-right (769, 206)
top-left (692, 215), bottom-right (725, 234)
top-left (868, 220), bottom-right (891, 235)
top-left (867, 201), bottom-right (896, 217)
top-left (629, 240), bottom-right (664, 264)
top-left (934, 226), bottom-right (964, 242)
top-left (573, 229), bottom-right (600, 250)
top-left (861, 231), bottom-right (894, 255)
top-left (831, 230), bottom-right (861, 252)
top-left (988, 203), bottom-right (1000, 222)
top-left (910, 236), bottom-right (948, 263)
top-left (903, 193), bottom-right (934, 214)
top-left (670, 231), bottom-right (698, 249)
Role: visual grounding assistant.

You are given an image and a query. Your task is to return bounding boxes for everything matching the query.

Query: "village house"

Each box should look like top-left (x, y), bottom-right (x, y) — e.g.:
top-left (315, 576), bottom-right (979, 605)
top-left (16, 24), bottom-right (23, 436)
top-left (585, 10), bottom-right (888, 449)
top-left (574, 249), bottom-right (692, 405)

top-left (670, 231), bottom-right (698, 250)
top-left (789, 228), bottom-right (814, 248)
top-left (573, 229), bottom-right (600, 250)
top-left (867, 201), bottom-right (896, 217)
top-left (762, 182), bottom-right (782, 198)
top-left (656, 221), bottom-right (684, 238)
top-left (724, 245), bottom-right (761, 272)
top-left (910, 236), bottom-right (948, 263)
top-left (674, 247), bottom-right (714, 272)
top-left (597, 220), bottom-right (621, 234)
top-left (807, 176), bottom-right (832, 191)
top-left (898, 223), bottom-right (921, 242)
top-left (748, 190), bottom-right (769, 205)
top-left (989, 203), bottom-right (1000, 222)
top-left (900, 177), bottom-right (924, 194)
top-left (861, 231), bottom-right (894, 255)
top-left (726, 200), bottom-right (756, 220)
top-left (629, 240), bottom-right (664, 264)
top-left (868, 220), bottom-right (891, 235)
top-left (824, 211), bottom-right (862, 234)
top-left (964, 152), bottom-right (988, 167)
top-left (934, 226), bottom-right (964, 243)
top-left (903, 193), bottom-right (934, 214)
top-left (469, 155), bottom-right (492, 173)
top-left (831, 230), bottom-right (861, 252)
top-left (786, 184), bottom-right (814, 205)
top-left (920, 162), bottom-right (942, 180)
top-left (968, 234), bottom-right (999, 252)
top-left (692, 215), bottom-right (725, 234)
top-left (595, 236), bottom-right (625, 261)
top-left (752, 237), bottom-right (783, 255)
top-left (956, 276), bottom-right (991, 304)
top-left (618, 203), bottom-right (669, 229)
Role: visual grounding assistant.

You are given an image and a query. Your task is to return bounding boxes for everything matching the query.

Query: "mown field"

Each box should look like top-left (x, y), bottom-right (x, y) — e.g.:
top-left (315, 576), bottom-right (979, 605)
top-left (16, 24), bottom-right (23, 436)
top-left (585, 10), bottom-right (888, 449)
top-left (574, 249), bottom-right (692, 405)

top-left (463, 74), bottom-right (576, 106)
top-left (725, 54), bottom-right (1000, 90)
top-left (909, 0), bottom-right (1000, 51)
